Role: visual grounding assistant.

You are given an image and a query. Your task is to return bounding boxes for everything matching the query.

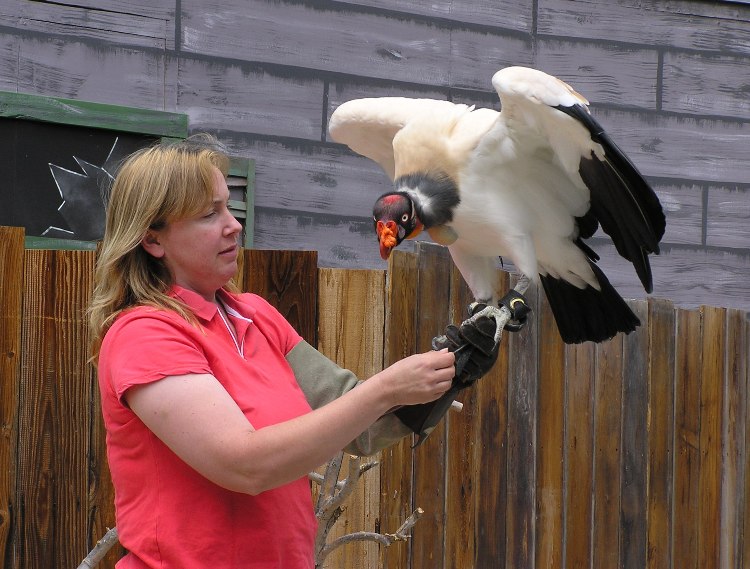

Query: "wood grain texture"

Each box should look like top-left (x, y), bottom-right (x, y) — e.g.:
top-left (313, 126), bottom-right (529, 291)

top-left (536, 38), bottom-right (659, 109)
top-left (590, 242), bottom-right (750, 314)
top-left (674, 308), bottom-right (703, 569)
top-left (250, 206), bottom-right (408, 270)
top-left (721, 309), bottom-right (748, 569)
top-left (0, 33), bottom-right (19, 92)
top-left (706, 185), bottom-right (750, 249)
top-left (380, 249), bottom-right (418, 569)
top-left (410, 242), bottom-right (451, 569)
top-left (1, 240), bottom-right (749, 568)
top-left (535, 296), bottom-right (566, 569)
top-left (662, 51), bottom-right (750, 118)
top-left (585, 108), bottom-right (750, 184)
top-left (220, 136), bottom-right (392, 219)
top-left (0, 0), bottom-right (169, 49)
top-left (654, 182), bottom-right (704, 246)
top-left (564, 341), bottom-right (595, 569)
top-left (474, 269), bottom-right (510, 569)
top-left (180, 57), bottom-right (325, 140)
top-left (1, 0), bottom-right (749, 320)
top-left (317, 268), bottom-right (385, 569)
top-left (504, 277), bottom-right (540, 569)
top-left (88, 384), bottom-right (121, 569)
top-left (0, 227), bottom-right (23, 567)
top-left (592, 334), bottom-right (623, 569)
top-left (16, 250), bottom-right (93, 568)
top-left (51, 0), bottom-right (175, 21)
top-left (331, 0), bottom-right (534, 32)
top-left (444, 29), bottom-right (533, 91)
top-left (743, 312), bottom-right (750, 569)
top-left (444, 268), bottom-right (479, 569)
top-left (0, 90), bottom-right (186, 137)
top-left (620, 301), bottom-right (649, 569)
top-left (646, 298), bottom-right (676, 569)
top-left (537, 0), bottom-right (750, 55)
top-left (241, 249), bottom-right (318, 344)
top-left (15, 35), bottom-right (169, 111)
top-left (697, 305), bottom-right (725, 569)
top-left (181, 0), bottom-right (454, 85)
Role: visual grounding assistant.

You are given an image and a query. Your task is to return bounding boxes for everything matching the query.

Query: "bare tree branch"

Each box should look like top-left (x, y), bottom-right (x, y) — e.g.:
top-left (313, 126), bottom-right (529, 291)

top-left (76, 527), bottom-right (119, 569)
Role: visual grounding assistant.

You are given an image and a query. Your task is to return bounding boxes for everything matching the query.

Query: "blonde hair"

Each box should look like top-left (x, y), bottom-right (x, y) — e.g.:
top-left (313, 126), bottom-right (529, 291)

top-left (88, 134), bottom-right (231, 364)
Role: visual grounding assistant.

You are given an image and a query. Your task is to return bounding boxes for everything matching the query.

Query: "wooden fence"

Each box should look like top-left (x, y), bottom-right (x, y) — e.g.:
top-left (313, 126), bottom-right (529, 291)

top-left (0, 225), bottom-right (748, 569)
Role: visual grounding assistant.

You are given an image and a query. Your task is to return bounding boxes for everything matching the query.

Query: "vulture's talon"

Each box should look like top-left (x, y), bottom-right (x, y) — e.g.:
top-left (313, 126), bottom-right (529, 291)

top-left (498, 289), bottom-right (531, 333)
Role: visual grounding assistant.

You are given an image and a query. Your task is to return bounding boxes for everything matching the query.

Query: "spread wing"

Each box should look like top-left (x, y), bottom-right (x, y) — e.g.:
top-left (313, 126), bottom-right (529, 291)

top-left (489, 66), bottom-right (666, 292)
top-left (329, 97), bottom-right (485, 181)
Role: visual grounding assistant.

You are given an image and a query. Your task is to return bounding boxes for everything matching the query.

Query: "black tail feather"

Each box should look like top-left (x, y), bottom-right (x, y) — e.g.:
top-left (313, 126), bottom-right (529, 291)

top-left (540, 263), bottom-right (640, 344)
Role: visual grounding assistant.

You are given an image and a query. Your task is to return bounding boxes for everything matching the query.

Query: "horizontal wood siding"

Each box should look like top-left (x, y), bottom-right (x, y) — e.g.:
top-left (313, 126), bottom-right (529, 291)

top-left (2, 0), bottom-right (749, 312)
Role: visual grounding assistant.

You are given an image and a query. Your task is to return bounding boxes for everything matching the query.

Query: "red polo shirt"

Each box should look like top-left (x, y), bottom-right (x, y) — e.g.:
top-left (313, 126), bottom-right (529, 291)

top-left (98, 286), bottom-right (316, 568)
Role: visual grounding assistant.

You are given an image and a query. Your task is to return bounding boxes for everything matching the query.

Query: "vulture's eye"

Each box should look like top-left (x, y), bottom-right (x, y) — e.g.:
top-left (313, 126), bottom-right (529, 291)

top-left (401, 213), bottom-right (409, 223)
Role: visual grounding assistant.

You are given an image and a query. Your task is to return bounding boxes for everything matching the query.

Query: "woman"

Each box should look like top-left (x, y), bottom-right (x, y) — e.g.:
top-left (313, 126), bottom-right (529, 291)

top-left (88, 134), bottom-right (455, 568)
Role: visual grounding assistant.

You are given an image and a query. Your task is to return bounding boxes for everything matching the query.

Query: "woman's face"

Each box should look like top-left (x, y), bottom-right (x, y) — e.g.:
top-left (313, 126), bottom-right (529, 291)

top-left (142, 166), bottom-right (243, 301)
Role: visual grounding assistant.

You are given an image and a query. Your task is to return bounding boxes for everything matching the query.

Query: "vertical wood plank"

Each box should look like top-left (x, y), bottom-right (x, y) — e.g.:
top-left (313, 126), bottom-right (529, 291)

top-left (380, 249), bottom-right (417, 569)
top-left (721, 309), bottom-right (747, 569)
top-left (743, 312), bottom-right (750, 569)
top-left (592, 334), bottom-right (623, 569)
top-left (444, 267), bottom-right (479, 569)
top-left (475, 269), bottom-right (510, 569)
top-left (242, 249), bottom-right (318, 344)
top-left (621, 301), bottom-right (650, 569)
top-left (16, 250), bottom-right (91, 568)
top-left (88, 376), bottom-right (121, 569)
top-left (410, 242), bottom-right (452, 569)
top-left (646, 298), bottom-right (676, 569)
top-left (564, 341), bottom-right (595, 569)
top-left (0, 227), bottom-right (24, 568)
top-left (698, 306), bottom-right (725, 569)
top-left (535, 295), bottom-right (566, 569)
top-left (674, 308), bottom-right (703, 569)
top-left (81, 247), bottom-right (122, 569)
top-left (504, 276), bottom-right (539, 569)
top-left (317, 268), bottom-right (385, 569)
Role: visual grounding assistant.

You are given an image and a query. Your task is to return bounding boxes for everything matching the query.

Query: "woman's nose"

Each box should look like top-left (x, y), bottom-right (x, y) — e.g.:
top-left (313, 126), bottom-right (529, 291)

top-left (227, 211), bottom-right (243, 234)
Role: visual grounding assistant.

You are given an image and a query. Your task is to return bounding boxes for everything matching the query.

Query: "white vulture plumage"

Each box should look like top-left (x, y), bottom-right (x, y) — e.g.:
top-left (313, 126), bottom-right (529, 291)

top-left (328, 66), bottom-right (665, 344)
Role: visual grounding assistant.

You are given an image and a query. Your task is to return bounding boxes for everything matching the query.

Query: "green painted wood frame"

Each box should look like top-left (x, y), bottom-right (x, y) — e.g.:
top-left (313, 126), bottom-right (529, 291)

top-left (1, 91), bottom-right (254, 249)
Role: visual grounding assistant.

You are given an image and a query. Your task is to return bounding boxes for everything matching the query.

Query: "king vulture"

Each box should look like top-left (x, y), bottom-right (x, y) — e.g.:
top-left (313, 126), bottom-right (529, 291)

top-left (328, 66), bottom-right (665, 344)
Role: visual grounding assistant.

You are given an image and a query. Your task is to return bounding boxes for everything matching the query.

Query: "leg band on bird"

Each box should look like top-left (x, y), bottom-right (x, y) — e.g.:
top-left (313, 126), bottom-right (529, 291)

top-left (497, 289), bottom-right (531, 332)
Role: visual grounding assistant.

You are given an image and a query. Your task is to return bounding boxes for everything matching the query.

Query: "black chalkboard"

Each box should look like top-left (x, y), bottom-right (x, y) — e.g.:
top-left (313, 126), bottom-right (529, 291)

top-left (0, 90), bottom-right (189, 245)
top-left (0, 118), bottom-right (157, 240)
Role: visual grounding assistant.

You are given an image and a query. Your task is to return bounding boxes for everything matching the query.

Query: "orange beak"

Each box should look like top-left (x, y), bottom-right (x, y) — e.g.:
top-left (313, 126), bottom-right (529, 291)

top-left (376, 220), bottom-right (398, 260)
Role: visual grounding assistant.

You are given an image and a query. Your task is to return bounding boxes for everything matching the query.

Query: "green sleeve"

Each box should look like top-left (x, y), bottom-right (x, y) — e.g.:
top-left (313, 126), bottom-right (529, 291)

top-left (285, 340), bottom-right (411, 456)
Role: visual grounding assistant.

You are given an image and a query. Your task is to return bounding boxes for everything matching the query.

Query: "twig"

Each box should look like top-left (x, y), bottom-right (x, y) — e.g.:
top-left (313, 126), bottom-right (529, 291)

top-left (313, 452), bottom-right (423, 568)
top-left (316, 507), bottom-right (424, 565)
top-left (309, 459), bottom-right (378, 488)
top-left (76, 527), bottom-right (119, 569)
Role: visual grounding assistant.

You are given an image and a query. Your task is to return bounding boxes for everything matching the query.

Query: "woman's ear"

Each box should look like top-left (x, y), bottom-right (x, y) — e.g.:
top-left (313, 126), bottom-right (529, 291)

top-left (141, 230), bottom-right (165, 258)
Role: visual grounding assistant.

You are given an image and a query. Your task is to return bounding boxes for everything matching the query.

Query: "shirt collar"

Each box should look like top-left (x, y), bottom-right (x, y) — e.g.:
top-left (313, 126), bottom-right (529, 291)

top-left (169, 285), bottom-right (256, 322)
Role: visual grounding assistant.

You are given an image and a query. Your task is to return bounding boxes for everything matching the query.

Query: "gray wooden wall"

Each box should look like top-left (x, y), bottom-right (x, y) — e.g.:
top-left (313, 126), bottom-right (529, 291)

top-left (2, 0), bottom-right (749, 312)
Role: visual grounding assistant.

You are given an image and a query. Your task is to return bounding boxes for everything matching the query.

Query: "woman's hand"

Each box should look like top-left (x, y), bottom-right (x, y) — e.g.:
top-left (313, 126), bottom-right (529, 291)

top-left (374, 348), bottom-right (456, 408)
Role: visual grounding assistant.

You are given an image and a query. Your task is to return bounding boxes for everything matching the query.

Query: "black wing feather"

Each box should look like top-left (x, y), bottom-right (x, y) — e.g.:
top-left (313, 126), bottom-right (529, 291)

top-left (555, 104), bottom-right (666, 293)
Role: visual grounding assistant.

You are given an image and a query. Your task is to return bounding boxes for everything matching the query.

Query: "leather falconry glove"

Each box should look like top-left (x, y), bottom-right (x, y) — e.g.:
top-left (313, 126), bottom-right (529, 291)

top-left (394, 304), bottom-right (502, 446)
